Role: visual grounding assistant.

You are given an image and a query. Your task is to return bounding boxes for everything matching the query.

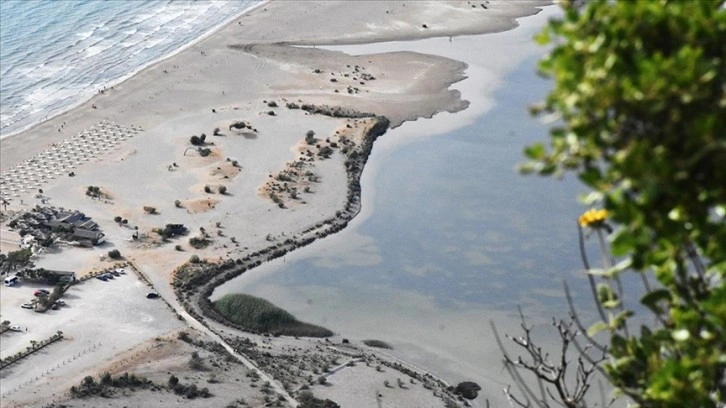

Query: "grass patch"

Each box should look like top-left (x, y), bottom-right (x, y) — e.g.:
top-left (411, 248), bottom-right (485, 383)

top-left (213, 294), bottom-right (332, 337)
top-left (362, 339), bottom-right (393, 349)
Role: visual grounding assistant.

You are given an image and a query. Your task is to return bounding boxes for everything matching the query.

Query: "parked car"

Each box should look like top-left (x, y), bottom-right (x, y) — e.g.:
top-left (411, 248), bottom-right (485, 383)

top-left (96, 275), bottom-right (108, 281)
top-left (146, 292), bottom-right (160, 299)
top-left (51, 304), bottom-right (60, 310)
top-left (116, 268), bottom-right (126, 274)
top-left (9, 325), bottom-right (22, 332)
top-left (55, 299), bottom-right (65, 306)
top-left (21, 303), bottom-right (34, 309)
top-left (111, 270), bottom-right (120, 277)
top-left (33, 289), bottom-right (50, 296)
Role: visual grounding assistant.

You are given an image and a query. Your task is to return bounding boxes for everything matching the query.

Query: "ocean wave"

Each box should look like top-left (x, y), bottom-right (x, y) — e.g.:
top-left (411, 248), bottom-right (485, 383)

top-left (1, 0), bottom-right (262, 138)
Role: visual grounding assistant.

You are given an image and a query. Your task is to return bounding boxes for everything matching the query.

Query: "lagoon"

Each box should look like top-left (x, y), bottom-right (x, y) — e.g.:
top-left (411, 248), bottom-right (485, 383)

top-left (213, 38), bottom-right (595, 405)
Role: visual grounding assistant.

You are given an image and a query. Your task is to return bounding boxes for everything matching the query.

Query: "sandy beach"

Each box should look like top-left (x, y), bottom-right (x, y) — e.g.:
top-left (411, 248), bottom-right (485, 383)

top-left (0, 1), bottom-right (551, 407)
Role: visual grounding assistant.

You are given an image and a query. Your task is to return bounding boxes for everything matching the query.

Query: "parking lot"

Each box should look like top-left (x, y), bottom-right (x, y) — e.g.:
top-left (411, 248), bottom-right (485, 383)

top-left (0, 270), bottom-right (183, 404)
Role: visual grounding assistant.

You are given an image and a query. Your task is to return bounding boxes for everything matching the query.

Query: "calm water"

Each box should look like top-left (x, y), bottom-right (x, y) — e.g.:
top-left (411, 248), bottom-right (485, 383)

top-left (0, 0), bottom-right (259, 138)
top-left (213, 50), bottom-right (600, 405)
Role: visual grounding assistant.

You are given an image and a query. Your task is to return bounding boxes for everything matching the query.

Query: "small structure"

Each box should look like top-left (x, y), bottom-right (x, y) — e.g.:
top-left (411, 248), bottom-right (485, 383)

top-left (71, 229), bottom-right (105, 246)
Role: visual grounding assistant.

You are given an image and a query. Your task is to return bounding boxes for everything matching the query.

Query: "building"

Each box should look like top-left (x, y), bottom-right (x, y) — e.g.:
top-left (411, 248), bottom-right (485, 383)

top-left (70, 229), bottom-right (105, 246)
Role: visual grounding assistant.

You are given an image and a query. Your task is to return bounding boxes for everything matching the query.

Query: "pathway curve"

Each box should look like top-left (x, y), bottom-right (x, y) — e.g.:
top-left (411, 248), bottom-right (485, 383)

top-left (128, 261), bottom-right (298, 407)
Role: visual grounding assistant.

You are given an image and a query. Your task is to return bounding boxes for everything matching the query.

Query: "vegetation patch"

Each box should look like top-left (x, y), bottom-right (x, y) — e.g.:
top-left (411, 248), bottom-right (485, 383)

top-left (213, 293), bottom-right (332, 337)
top-left (362, 339), bottom-right (392, 349)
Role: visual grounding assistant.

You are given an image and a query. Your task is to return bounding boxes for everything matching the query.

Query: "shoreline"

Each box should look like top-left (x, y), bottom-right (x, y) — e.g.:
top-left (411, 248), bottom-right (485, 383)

top-left (0, 1), bottom-right (269, 142)
top-left (0, 2), bottom-right (553, 407)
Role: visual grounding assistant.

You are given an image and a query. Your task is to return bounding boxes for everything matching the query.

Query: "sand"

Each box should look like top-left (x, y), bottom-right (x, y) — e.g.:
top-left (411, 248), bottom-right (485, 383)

top-left (0, 1), bottom-right (552, 407)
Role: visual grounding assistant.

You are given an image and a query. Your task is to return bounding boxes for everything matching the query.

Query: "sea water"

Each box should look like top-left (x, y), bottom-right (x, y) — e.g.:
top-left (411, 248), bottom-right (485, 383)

top-left (0, 0), bottom-right (260, 138)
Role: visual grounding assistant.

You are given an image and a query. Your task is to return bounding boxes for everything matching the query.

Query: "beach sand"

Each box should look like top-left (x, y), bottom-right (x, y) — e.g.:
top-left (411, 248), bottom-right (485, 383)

top-left (0, 1), bottom-right (552, 407)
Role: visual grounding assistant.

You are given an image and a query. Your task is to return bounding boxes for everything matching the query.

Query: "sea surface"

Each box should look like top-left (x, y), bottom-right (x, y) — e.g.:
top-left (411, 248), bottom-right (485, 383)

top-left (0, 0), bottom-right (260, 138)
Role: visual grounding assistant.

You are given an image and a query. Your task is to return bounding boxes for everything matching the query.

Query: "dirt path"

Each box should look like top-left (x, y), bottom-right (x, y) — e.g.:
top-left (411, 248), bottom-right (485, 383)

top-left (129, 261), bottom-right (299, 407)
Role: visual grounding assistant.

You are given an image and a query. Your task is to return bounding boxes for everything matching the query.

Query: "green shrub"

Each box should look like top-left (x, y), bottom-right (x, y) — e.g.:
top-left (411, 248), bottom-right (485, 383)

top-left (108, 249), bottom-right (122, 259)
top-left (213, 293), bottom-right (332, 337)
top-left (362, 339), bottom-right (392, 349)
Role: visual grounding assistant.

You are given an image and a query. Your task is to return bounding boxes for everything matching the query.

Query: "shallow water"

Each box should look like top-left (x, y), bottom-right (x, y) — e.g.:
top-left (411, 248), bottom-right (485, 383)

top-left (212, 50), bottom-right (602, 405)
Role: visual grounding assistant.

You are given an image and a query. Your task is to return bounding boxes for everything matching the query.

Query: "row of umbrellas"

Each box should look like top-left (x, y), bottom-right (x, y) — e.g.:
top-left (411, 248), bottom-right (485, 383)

top-left (0, 121), bottom-right (142, 199)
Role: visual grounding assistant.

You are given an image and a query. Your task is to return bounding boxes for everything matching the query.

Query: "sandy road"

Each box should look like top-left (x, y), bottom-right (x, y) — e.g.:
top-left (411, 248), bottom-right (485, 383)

top-left (128, 261), bottom-right (299, 407)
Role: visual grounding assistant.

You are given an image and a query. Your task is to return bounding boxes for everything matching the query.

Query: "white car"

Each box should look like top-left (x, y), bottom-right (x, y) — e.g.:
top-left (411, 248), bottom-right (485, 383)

top-left (9, 325), bottom-right (22, 332)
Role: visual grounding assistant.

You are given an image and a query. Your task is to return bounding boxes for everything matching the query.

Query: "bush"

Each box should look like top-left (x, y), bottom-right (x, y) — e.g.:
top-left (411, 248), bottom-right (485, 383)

top-left (213, 293), bottom-right (333, 337)
top-left (218, 185), bottom-right (227, 194)
top-left (298, 391), bottom-right (340, 408)
top-left (455, 381), bottom-right (481, 400)
top-left (189, 237), bottom-right (210, 249)
top-left (213, 127), bottom-right (221, 136)
top-left (108, 249), bottom-right (122, 260)
top-left (143, 206), bottom-right (157, 214)
top-left (189, 352), bottom-right (206, 371)
top-left (229, 121), bottom-right (246, 130)
top-left (190, 135), bottom-right (202, 146)
top-left (168, 375), bottom-right (179, 387)
top-left (189, 255), bottom-right (200, 264)
top-left (174, 200), bottom-right (182, 208)
top-left (362, 339), bottom-right (392, 349)
top-left (114, 216), bottom-right (122, 223)
top-left (204, 185), bottom-right (212, 194)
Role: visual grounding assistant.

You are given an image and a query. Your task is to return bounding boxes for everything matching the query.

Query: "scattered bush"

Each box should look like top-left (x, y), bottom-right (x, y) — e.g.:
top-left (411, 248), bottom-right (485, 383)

top-left (190, 135), bottom-right (202, 146)
top-left (229, 121), bottom-right (246, 130)
top-left (168, 375), bottom-right (179, 387)
top-left (114, 216), bottom-right (122, 223)
top-left (213, 127), bottom-right (221, 136)
top-left (189, 237), bottom-right (211, 249)
top-left (218, 185), bottom-right (227, 194)
top-left (143, 206), bottom-right (157, 214)
top-left (204, 185), bottom-right (213, 194)
top-left (174, 199), bottom-right (182, 208)
top-left (86, 186), bottom-right (103, 198)
top-left (189, 352), bottom-right (207, 370)
top-left (305, 130), bottom-right (317, 145)
top-left (107, 249), bottom-right (122, 260)
top-left (158, 224), bottom-right (187, 239)
top-left (189, 255), bottom-right (200, 264)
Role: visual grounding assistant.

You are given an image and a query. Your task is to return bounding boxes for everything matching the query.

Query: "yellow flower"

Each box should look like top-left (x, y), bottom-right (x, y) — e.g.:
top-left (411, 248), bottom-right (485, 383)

top-left (578, 208), bottom-right (608, 227)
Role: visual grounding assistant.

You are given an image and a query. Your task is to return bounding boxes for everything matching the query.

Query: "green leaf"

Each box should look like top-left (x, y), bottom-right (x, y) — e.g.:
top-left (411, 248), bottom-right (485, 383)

top-left (523, 143), bottom-right (546, 160)
top-left (640, 289), bottom-right (671, 315)
top-left (588, 321), bottom-right (610, 337)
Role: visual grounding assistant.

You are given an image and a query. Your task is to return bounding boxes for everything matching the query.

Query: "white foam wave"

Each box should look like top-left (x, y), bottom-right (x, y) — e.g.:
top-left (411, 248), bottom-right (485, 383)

top-left (1, 0), bottom-right (265, 138)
